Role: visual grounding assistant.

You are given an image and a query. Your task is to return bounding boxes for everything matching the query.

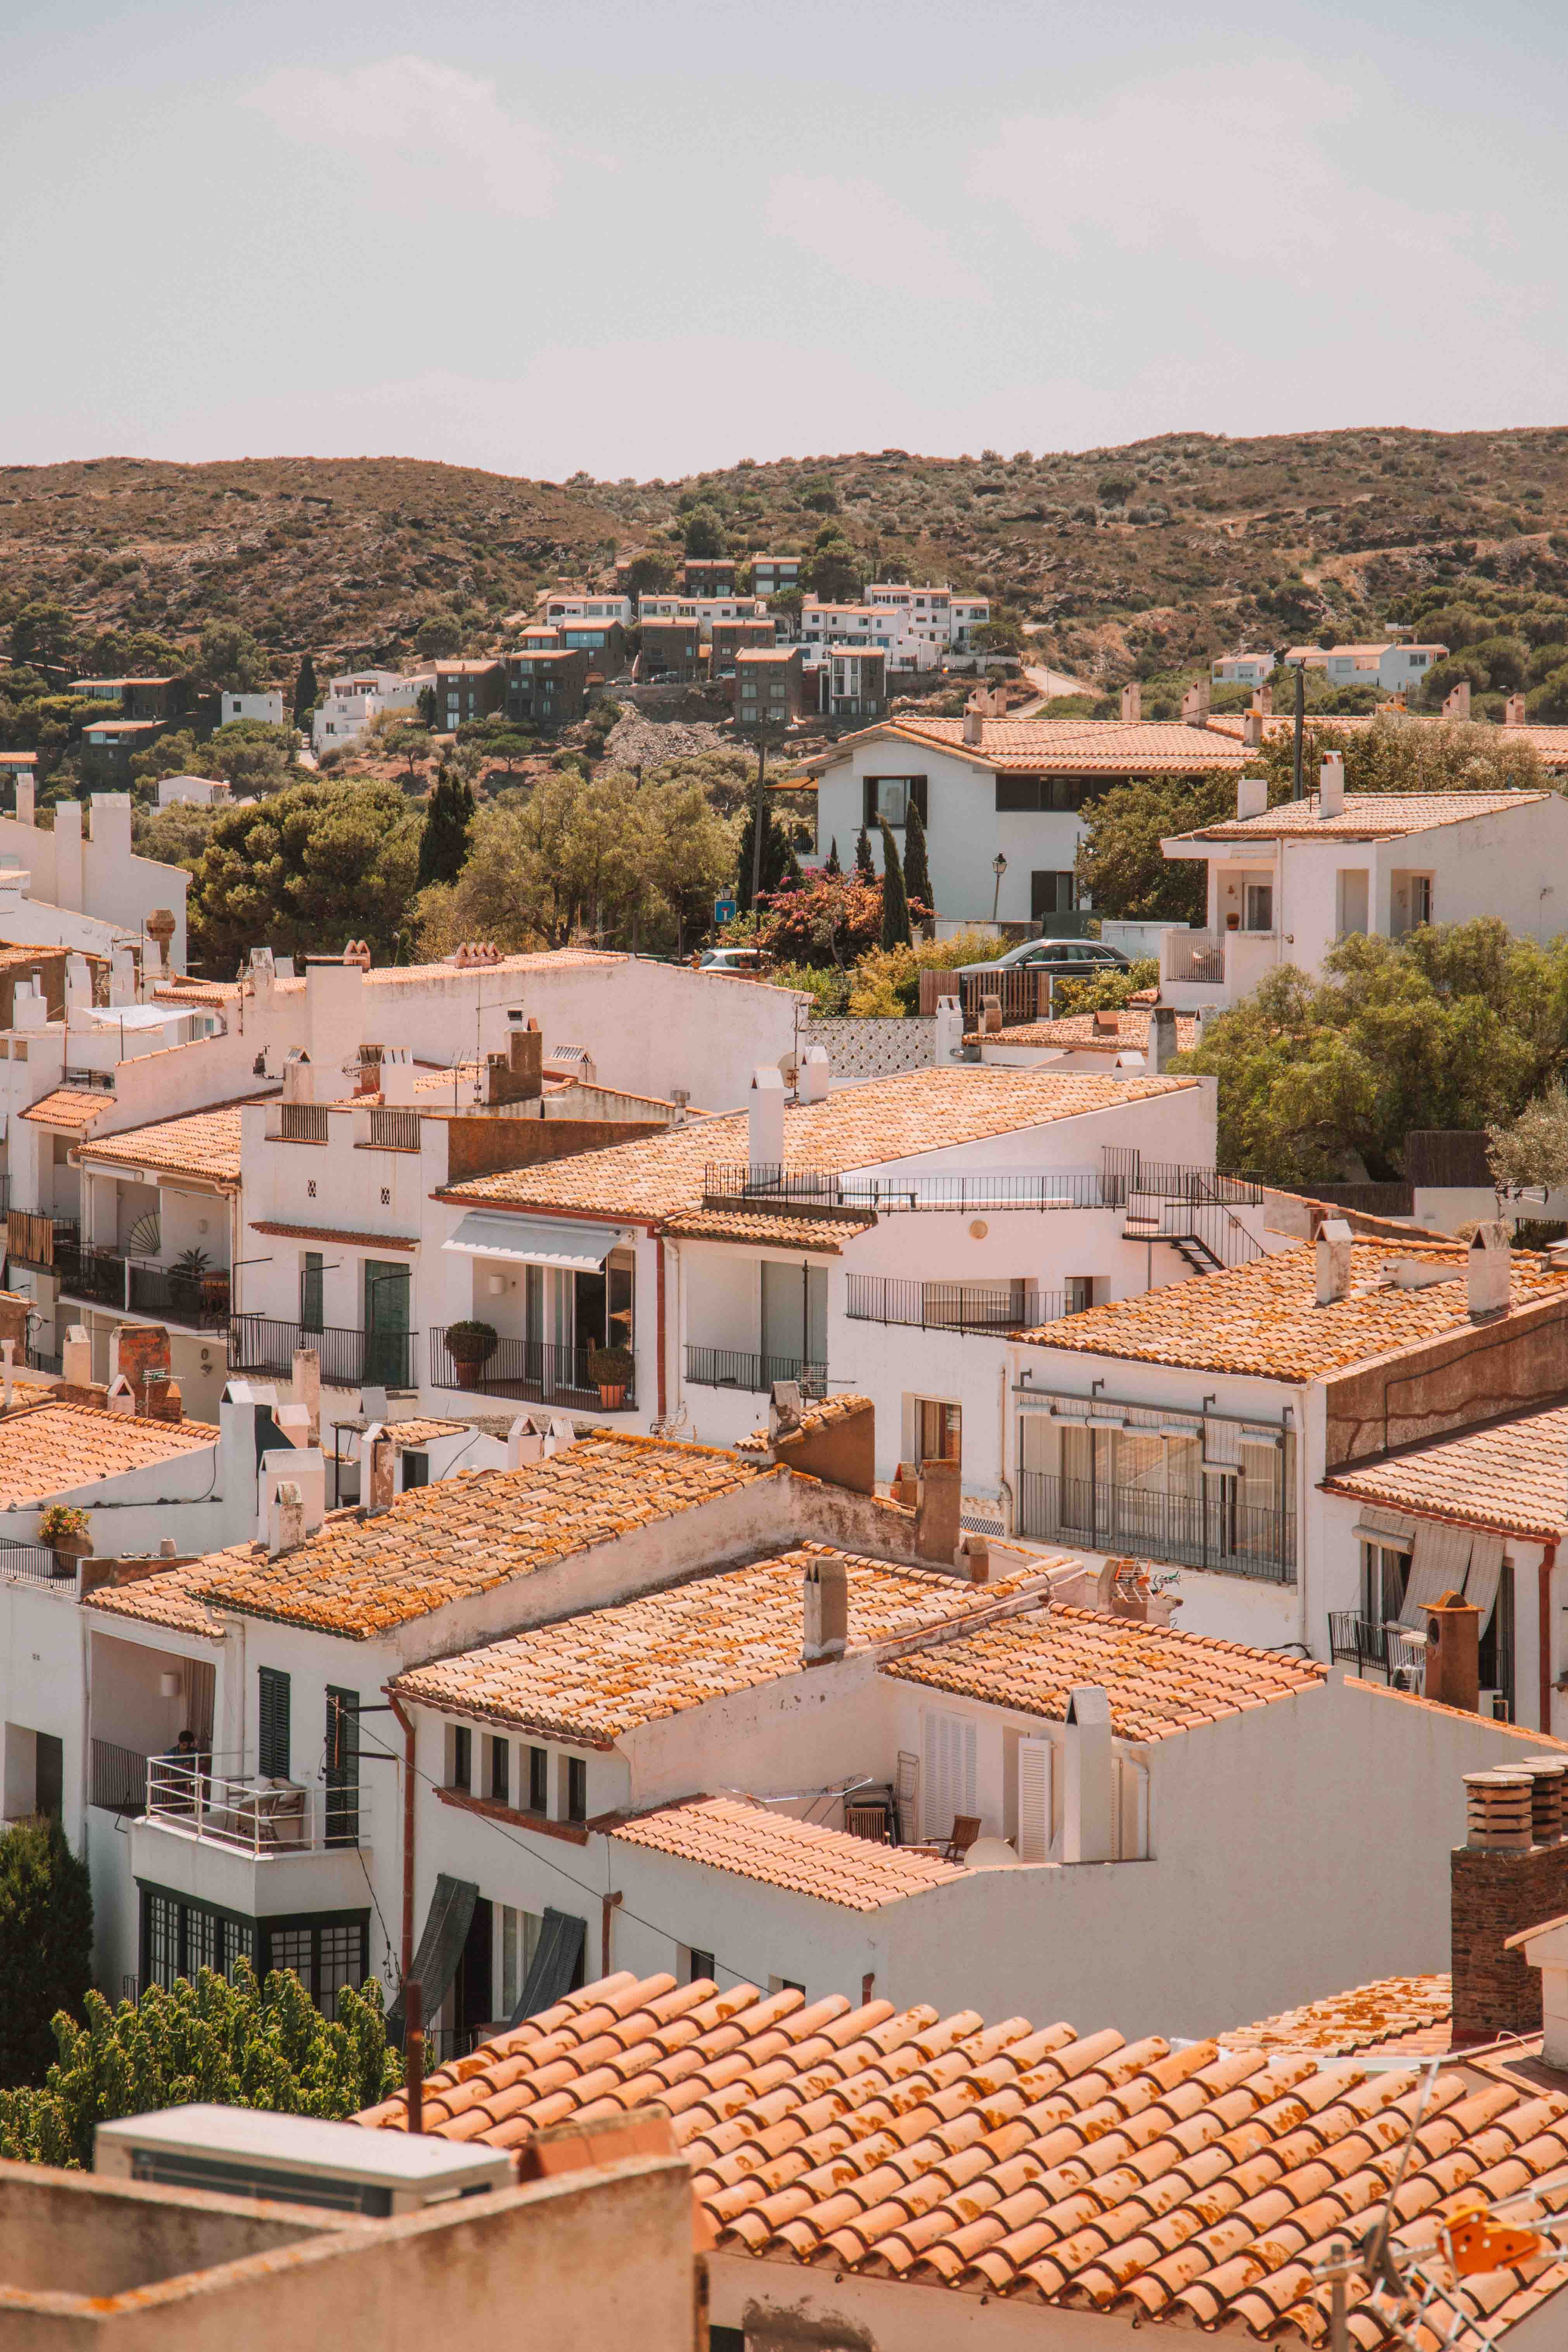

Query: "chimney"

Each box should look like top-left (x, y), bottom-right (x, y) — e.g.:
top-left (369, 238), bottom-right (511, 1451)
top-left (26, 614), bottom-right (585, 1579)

top-left (1236, 775), bottom-right (1267, 820)
top-left (1149, 1005), bottom-right (1179, 1073)
top-left (282, 1049), bottom-right (314, 1105)
top-left (1314, 1217), bottom-right (1353, 1305)
top-left (802, 1553), bottom-right (847, 1667)
top-left (962, 693), bottom-right (984, 747)
top-left (1504, 693), bottom-right (1527, 727)
top-left (1451, 1764), bottom-right (1568, 2046)
top-left (1468, 1220), bottom-right (1511, 1321)
top-left (292, 1347), bottom-right (321, 1445)
top-left (1425, 1589), bottom-right (1480, 1712)
top-left (1254, 684), bottom-right (1273, 717)
top-left (1444, 680), bottom-right (1472, 721)
top-left (798, 1045), bottom-right (830, 1104)
top-left (749, 1063), bottom-right (786, 1170)
top-left (507, 1413), bottom-right (545, 1468)
top-left (1180, 679), bottom-right (1210, 728)
top-left (105, 1373), bottom-right (135, 1416)
top-left (934, 999), bottom-right (965, 1062)
top-left (956, 1531), bottom-right (989, 1583)
top-left (275, 1401), bottom-right (312, 1448)
top-left (915, 1456), bottom-right (962, 1563)
top-left (1120, 682), bottom-right (1141, 723)
top-left (1318, 752), bottom-right (1345, 819)
top-left (62, 1324), bottom-right (92, 1387)
top-left (1063, 1685), bottom-right (1115, 1863)
top-left (14, 774), bottom-right (34, 827)
top-left (670, 1088), bottom-right (690, 1125)
top-left (268, 1480), bottom-right (306, 1555)
top-left (981, 993), bottom-right (1003, 1035)
top-left (1242, 712), bottom-right (1263, 750)
top-left (506, 1013), bottom-right (544, 1102)
top-left (367, 1429), bottom-right (396, 1515)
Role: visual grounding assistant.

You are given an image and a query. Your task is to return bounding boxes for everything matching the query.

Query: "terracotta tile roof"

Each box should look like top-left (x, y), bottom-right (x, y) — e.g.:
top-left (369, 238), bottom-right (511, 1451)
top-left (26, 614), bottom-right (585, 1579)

top-left (444, 1068), bottom-right (1196, 1223)
top-left (82, 1553), bottom-right (235, 1641)
top-left (1173, 790), bottom-right (1547, 843)
top-left (882, 1602), bottom-right (1324, 1740)
top-left (392, 1548), bottom-right (1046, 1743)
top-left (21, 1088), bottom-right (111, 1131)
top-left (815, 715), bottom-right (1250, 776)
top-left (1019, 1240), bottom-right (1568, 1382)
top-left (85, 1434), bottom-right (773, 1641)
top-left (152, 977), bottom-right (242, 1009)
top-left (1324, 1402), bottom-right (1568, 1543)
top-left (0, 1401), bottom-right (219, 1506)
top-left (660, 1206), bottom-right (873, 1252)
top-left (249, 1220), bottom-right (418, 1251)
top-left (77, 1095), bottom-right (270, 1186)
top-left (380, 1418), bottom-right (470, 1448)
top-left (996, 1006), bottom-right (1201, 1056)
top-left (270, 949), bottom-right (630, 996)
top-left (356, 1970), bottom-right (1568, 2345)
top-left (609, 1796), bottom-right (963, 1909)
top-left (739, 1393), bottom-right (875, 1454)
top-left (1224, 1976), bottom-right (1454, 2058)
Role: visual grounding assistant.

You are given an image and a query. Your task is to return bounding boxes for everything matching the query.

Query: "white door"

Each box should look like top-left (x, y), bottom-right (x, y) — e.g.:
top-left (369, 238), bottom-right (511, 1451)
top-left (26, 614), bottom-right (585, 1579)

top-left (922, 1710), bottom-right (977, 1841)
top-left (1017, 1737), bottom-right (1053, 1863)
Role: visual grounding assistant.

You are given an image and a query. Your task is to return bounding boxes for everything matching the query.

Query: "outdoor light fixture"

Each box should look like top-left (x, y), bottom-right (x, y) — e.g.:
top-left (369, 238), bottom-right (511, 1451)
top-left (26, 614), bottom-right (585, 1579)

top-left (991, 851), bottom-right (1007, 922)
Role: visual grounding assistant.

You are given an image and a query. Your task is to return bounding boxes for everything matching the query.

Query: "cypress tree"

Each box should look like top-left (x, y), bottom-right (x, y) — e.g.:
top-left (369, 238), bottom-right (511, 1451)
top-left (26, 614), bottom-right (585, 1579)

top-left (825, 837), bottom-right (842, 877)
top-left (854, 825), bottom-right (875, 880)
top-left (292, 652), bottom-right (318, 726)
top-left (879, 820), bottom-right (912, 949)
top-left (417, 764), bottom-right (476, 888)
top-left (902, 795), bottom-right (932, 922)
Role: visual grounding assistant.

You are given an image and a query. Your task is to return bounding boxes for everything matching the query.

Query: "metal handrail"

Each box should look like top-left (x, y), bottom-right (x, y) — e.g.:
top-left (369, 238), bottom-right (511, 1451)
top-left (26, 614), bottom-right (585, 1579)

top-left (845, 1275), bottom-right (1054, 1332)
top-left (229, 1315), bottom-right (418, 1390)
top-left (144, 1758), bottom-right (364, 1852)
top-left (1017, 1470), bottom-right (1295, 1584)
top-left (685, 1345), bottom-right (827, 1396)
top-left (428, 1326), bottom-right (629, 1407)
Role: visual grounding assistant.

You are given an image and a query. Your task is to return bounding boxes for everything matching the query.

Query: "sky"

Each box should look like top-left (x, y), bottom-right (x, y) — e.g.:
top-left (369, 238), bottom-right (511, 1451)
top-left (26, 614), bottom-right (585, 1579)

top-left (2, 0), bottom-right (1565, 481)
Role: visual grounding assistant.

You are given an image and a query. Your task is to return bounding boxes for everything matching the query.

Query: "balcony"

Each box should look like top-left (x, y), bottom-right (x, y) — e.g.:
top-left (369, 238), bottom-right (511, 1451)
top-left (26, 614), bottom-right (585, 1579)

top-left (270, 1104), bottom-right (330, 1143)
top-left (685, 1345), bottom-right (826, 1396)
top-left (1018, 1471), bottom-right (1295, 1585)
top-left (229, 1314), bottom-right (418, 1390)
top-left (427, 1326), bottom-right (633, 1409)
top-left (1328, 1612), bottom-right (1428, 1690)
top-left (129, 1755), bottom-right (372, 1921)
top-left (56, 1241), bottom-right (231, 1330)
top-left (703, 1152), bottom-right (1263, 1220)
top-left (847, 1275), bottom-right (1058, 1333)
top-left (1163, 931), bottom-right (1226, 986)
top-left (7, 1210), bottom-right (74, 1271)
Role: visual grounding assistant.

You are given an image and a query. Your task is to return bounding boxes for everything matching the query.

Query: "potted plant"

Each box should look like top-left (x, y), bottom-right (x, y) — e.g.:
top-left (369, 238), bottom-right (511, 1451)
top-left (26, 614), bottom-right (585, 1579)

top-left (168, 1245), bottom-right (211, 1318)
top-left (445, 1319), bottom-right (498, 1380)
top-left (40, 1503), bottom-right (91, 1577)
top-left (588, 1343), bottom-right (634, 1409)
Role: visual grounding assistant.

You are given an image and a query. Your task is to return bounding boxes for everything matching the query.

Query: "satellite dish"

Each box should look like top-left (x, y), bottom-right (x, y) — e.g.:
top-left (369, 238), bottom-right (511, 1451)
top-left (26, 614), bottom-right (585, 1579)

top-left (125, 1213), bottom-right (161, 1258)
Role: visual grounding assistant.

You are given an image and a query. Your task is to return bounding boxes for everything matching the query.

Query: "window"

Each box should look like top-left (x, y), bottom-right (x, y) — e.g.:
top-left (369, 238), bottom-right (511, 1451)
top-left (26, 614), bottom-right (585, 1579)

top-left (1363, 1541), bottom-right (1410, 1624)
top-left (324, 1687), bottom-right (359, 1846)
top-left (401, 1449), bottom-right (429, 1491)
top-left (923, 1710), bottom-right (976, 1840)
top-left (567, 1757), bottom-right (588, 1823)
top-left (499, 1904), bottom-right (543, 2017)
top-left (1065, 1275), bottom-right (1094, 1313)
top-left (862, 775), bottom-right (927, 828)
top-left (687, 1947), bottom-right (714, 1984)
top-left (995, 776), bottom-right (1086, 813)
top-left (916, 1398), bottom-right (961, 1462)
top-left (142, 1888), bottom-right (256, 1994)
top-left (488, 1735), bottom-right (510, 1805)
top-left (300, 1251), bottom-right (323, 1333)
top-left (258, 1667), bottom-right (290, 1779)
top-left (450, 1725), bottom-right (472, 1792)
top-left (528, 1745), bottom-right (548, 1812)
top-left (265, 1918), bottom-right (368, 2020)
top-left (1031, 870), bottom-right (1076, 922)
top-left (1243, 882), bottom-right (1274, 932)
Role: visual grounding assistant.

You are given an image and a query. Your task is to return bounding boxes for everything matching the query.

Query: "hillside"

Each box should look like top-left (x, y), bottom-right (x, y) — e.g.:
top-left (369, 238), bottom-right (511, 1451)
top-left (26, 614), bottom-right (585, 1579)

top-left (5, 427), bottom-right (1568, 684)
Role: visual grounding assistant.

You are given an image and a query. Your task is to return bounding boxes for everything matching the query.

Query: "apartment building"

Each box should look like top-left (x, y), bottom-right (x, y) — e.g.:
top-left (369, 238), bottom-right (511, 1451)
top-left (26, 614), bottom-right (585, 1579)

top-left (798, 597), bottom-right (896, 655)
top-left (819, 644), bottom-right (887, 721)
top-left (218, 691), bottom-right (285, 727)
top-left (503, 647), bottom-right (590, 728)
top-left (708, 616), bottom-right (777, 677)
top-left (809, 702), bottom-right (1248, 932)
top-left (311, 667), bottom-right (430, 755)
top-left (430, 658), bottom-right (504, 732)
top-left (732, 645), bottom-right (803, 729)
top-left (73, 677), bottom-right (188, 722)
top-left (543, 592), bottom-right (634, 628)
top-left (517, 618), bottom-right (628, 671)
top-left (680, 556), bottom-right (735, 595)
top-left (639, 617), bottom-right (703, 681)
top-left (1157, 757), bottom-right (1568, 1012)
top-left (749, 552), bottom-right (800, 598)
top-left (867, 580), bottom-right (991, 651)
top-left (635, 594), bottom-right (765, 643)
top-left (1284, 639), bottom-right (1449, 692)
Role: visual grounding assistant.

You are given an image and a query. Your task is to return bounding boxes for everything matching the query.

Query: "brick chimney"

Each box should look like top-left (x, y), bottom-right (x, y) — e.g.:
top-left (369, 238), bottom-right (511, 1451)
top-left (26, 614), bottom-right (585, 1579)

top-left (1451, 1761), bottom-right (1568, 2045)
top-left (802, 1553), bottom-right (847, 1666)
top-left (1425, 1589), bottom-right (1480, 1712)
top-left (365, 1428), bottom-right (396, 1515)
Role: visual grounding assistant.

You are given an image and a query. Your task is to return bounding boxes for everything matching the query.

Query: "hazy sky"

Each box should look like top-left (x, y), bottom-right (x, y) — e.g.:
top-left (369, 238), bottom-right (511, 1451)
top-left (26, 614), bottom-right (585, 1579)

top-left (3, 0), bottom-right (1565, 478)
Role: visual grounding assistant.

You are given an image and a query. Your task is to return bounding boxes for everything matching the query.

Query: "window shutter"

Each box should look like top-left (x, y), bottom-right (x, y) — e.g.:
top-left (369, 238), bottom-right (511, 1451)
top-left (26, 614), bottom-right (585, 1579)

top-left (258, 1668), bottom-right (290, 1780)
top-left (922, 1712), bottom-right (946, 1842)
top-left (1017, 1738), bottom-right (1052, 1863)
top-left (863, 777), bottom-right (878, 827)
top-left (910, 776), bottom-right (928, 825)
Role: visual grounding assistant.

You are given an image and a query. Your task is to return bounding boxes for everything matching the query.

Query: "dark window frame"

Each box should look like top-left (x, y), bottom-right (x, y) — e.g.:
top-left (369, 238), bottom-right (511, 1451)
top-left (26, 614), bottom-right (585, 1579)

top-left (258, 1667), bottom-right (290, 1780)
top-left (862, 774), bottom-right (928, 829)
top-left (567, 1757), bottom-right (588, 1823)
top-left (451, 1725), bottom-right (472, 1792)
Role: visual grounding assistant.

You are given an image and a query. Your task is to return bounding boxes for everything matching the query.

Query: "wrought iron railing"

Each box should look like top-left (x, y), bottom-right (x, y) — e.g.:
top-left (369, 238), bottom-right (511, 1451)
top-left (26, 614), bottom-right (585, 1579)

top-left (55, 1239), bottom-right (126, 1309)
top-left (1328, 1611), bottom-right (1427, 1690)
top-left (1017, 1471), bottom-right (1295, 1584)
top-left (229, 1316), bottom-right (417, 1390)
top-left (368, 1108), bottom-right (420, 1152)
top-left (91, 1738), bottom-right (150, 1813)
top-left (846, 1275), bottom-right (1051, 1332)
top-left (428, 1326), bottom-right (628, 1407)
top-left (1164, 931), bottom-right (1226, 984)
top-left (128, 1260), bottom-right (231, 1329)
top-left (1101, 1153), bottom-right (1262, 1208)
top-left (0, 1537), bottom-right (74, 1587)
top-left (685, 1345), bottom-right (827, 1396)
top-left (25, 1342), bottom-right (62, 1376)
top-left (703, 1154), bottom-right (1263, 1218)
top-left (275, 1104), bottom-right (330, 1143)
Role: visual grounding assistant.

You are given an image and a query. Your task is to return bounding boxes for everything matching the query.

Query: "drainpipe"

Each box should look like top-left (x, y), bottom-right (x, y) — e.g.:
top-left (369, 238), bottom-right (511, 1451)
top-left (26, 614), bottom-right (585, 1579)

top-left (655, 1237), bottom-right (667, 1420)
top-left (601, 1887), bottom-right (622, 1976)
top-left (1540, 1540), bottom-right (1558, 1736)
top-left (387, 1688), bottom-right (416, 1979)
top-left (997, 1359), bottom-right (1014, 1535)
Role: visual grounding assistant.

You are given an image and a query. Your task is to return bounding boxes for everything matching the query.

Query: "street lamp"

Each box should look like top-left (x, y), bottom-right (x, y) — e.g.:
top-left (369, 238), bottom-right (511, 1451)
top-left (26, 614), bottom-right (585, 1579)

top-left (991, 852), bottom-right (1007, 924)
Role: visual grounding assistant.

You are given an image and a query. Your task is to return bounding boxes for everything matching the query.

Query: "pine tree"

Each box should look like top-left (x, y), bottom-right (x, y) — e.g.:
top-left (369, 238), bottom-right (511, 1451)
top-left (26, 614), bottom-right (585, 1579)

top-left (0, 1818), bottom-right (92, 2091)
top-left (880, 820), bottom-right (912, 949)
top-left (292, 653), bottom-right (319, 726)
top-left (417, 764), bottom-right (476, 889)
top-left (901, 795), bottom-right (932, 923)
top-left (854, 825), bottom-right (875, 880)
top-left (825, 837), bottom-right (842, 877)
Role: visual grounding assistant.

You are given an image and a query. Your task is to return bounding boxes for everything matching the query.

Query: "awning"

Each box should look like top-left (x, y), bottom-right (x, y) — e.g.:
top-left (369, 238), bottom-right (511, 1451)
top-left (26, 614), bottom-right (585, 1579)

top-left (509, 1907), bottom-right (587, 2025)
top-left (388, 1873), bottom-right (477, 2045)
top-left (1463, 1531), bottom-right (1506, 1636)
top-left (1354, 1505), bottom-right (1417, 1545)
top-left (1398, 1520), bottom-right (1474, 1627)
top-left (443, 1211), bottom-right (619, 1274)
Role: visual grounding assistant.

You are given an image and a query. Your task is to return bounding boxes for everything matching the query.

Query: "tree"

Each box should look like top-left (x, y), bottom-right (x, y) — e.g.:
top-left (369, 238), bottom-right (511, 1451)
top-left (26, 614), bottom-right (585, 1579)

top-left (187, 778), bottom-right (422, 970)
top-left (682, 507), bottom-right (728, 559)
top-left (754, 873), bottom-right (887, 966)
top-left (800, 477), bottom-right (839, 513)
top-left (0, 1965), bottom-right (400, 2171)
top-left (825, 837), bottom-right (842, 876)
top-left (418, 764), bottom-right (476, 888)
top-left (1488, 1083), bottom-right (1568, 1190)
top-left (0, 1819), bottom-right (92, 2092)
top-left (804, 532), bottom-right (862, 605)
top-left (1074, 772), bottom-right (1239, 924)
top-left (880, 820), bottom-right (911, 949)
top-left (129, 720), bottom-right (296, 796)
top-left (623, 553), bottom-right (674, 598)
top-left (854, 825), bottom-right (875, 880)
top-left (293, 653), bottom-right (319, 726)
top-left (974, 616), bottom-right (1025, 654)
top-left (10, 602), bottom-right (75, 670)
top-left (1255, 714), bottom-right (1548, 799)
top-left (413, 609), bottom-right (463, 659)
top-left (375, 719), bottom-right (432, 781)
top-left (901, 796), bottom-right (932, 921)
top-left (736, 799), bottom-right (795, 913)
top-left (196, 621), bottom-right (267, 694)
top-left (1097, 472), bottom-right (1136, 507)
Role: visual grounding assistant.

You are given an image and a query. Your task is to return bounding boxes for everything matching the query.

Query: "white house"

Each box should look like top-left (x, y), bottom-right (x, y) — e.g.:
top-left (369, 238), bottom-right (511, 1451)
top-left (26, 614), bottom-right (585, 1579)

top-left (311, 669), bottom-right (430, 755)
top-left (1210, 650), bottom-right (1274, 686)
top-left (217, 691), bottom-right (285, 728)
top-left (634, 595), bottom-right (764, 641)
top-left (1284, 640), bottom-right (1449, 693)
top-left (1006, 1218), bottom-right (1568, 1724)
top-left (866, 582), bottom-right (990, 652)
top-left (156, 775), bottom-right (231, 809)
top-left (809, 707), bottom-right (1247, 932)
top-left (543, 593), bottom-right (634, 628)
top-left (1157, 757), bottom-right (1568, 1013)
top-left (0, 782), bottom-right (189, 968)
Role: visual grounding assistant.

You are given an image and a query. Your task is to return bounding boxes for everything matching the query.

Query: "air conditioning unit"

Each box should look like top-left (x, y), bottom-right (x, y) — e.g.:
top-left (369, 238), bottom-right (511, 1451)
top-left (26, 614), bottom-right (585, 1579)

top-left (96, 2103), bottom-right (512, 2217)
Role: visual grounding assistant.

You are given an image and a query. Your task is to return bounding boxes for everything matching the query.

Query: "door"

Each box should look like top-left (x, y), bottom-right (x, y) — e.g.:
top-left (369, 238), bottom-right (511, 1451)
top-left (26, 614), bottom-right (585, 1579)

top-left (1016, 1737), bottom-right (1053, 1864)
top-left (1243, 882), bottom-right (1274, 932)
top-left (324, 1687), bottom-right (359, 1847)
top-left (761, 1262), bottom-right (826, 1387)
top-left (455, 1896), bottom-right (494, 2050)
top-left (1030, 870), bottom-right (1075, 924)
top-left (363, 1260), bottom-right (410, 1387)
top-left (34, 1733), bottom-right (62, 1821)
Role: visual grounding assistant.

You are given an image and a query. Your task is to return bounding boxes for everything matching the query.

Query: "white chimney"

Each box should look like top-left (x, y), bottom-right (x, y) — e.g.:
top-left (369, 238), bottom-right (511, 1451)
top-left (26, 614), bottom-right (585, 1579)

top-left (1318, 752), bottom-right (1345, 820)
top-left (1063, 1685), bottom-right (1115, 1863)
top-left (1444, 680), bottom-right (1472, 721)
top-left (962, 693), bottom-right (985, 747)
top-left (14, 774), bottom-right (34, 827)
top-left (507, 1413), bottom-right (545, 1468)
top-left (62, 1324), bottom-right (92, 1386)
top-left (291, 1347), bottom-right (320, 1445)
top-left (379, 1046), bottom-right (420, 1107)
top-left (105, 1373), bottom-right (135, 1416)
top-left (109, 943), bottom-right (136, 1008)
top-left (1236, 775), bottom-right (1267, 820)
top-left (66, 955), bottom-right (92, 1012)
top-left (749, 1063), bottom-right (786, 1169)
top-left (934, 999), bottom-right (965, 1062)
top-left (1120, 682), bottom-right (1141, 723)
top-left (1468, 1221), bottom-right (1511, 1321)
top-left (275, 1401), bottom-right (311, 1448)
top-left (282, 1049), bottom-right (314, 1105)
top-left (268, 1480), bottom-right (306, 1556)
top-left (1315, 1217), bottom-right (1354, 1305)
top-left (798, 1045), bottom-right (830, 1104)
top-left (1504, 694), bottom-right (1527, 727)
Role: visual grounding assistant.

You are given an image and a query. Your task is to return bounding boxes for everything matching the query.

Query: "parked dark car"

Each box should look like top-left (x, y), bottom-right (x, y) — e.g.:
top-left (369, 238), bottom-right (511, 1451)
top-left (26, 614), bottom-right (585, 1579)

top-left (954, 938), bottom-right (1131, 980)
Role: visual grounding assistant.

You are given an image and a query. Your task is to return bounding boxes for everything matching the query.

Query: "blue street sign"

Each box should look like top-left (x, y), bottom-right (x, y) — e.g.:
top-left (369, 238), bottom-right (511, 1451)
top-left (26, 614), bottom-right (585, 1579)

top-left (713, 897), bottom-right (738, 925)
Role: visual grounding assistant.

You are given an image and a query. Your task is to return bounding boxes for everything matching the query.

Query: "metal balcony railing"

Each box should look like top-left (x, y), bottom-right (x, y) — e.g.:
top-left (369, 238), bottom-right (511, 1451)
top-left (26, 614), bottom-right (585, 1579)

top-left (1328, 1611), bottom-right (1428, 1690)
top-left (685, 1346), bottom-right (827, 1396)
top-left (1017, 1472), bottom-right (1295, 1584)
top-left (0, 1537), bottom-right (75, 1588)
top-left (128, 1260), bottom-right (231, 1329)
top-left (427, 1326), bottom-right (630, 1408)
top-left (703, 1152), bottom-right (1262, 1219)
top-left (229, 1315), bottom-right (417, 1390)
top-left (368, 1108), bottom-right (420, 1152)
top-left (144, 1757), bottom-right (364, 1852)
top-left (91, 1738), bottom-right (150, 1812)
top-left (845, 1275), bottom-right (1051, 1333)
top-left (1164, 932), bottom-right (1226, 984)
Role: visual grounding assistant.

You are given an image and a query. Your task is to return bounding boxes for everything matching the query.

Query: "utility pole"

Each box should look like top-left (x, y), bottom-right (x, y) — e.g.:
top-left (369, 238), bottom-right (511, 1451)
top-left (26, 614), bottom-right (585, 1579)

top-left (750, 732), bottom-right (768, 909)
top-left (1291, 660), bottom-right (1306, 800)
